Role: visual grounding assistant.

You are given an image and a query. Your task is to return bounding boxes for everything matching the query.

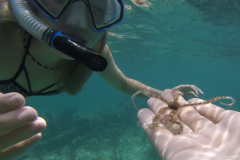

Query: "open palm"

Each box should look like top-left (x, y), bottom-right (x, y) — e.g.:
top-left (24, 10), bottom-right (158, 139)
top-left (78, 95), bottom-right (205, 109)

top-left (137, 89), bottom-right (240, 160)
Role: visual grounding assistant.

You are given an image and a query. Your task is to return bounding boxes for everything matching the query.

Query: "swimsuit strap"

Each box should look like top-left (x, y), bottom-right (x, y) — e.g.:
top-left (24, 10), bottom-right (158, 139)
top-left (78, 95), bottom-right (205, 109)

top-left (23, 32), bottom-right (59, 70)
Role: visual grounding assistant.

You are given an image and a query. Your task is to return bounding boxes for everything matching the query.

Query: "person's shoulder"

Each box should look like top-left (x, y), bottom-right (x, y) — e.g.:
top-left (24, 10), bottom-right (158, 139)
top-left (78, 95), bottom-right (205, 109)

top-left (101, 44), bottom-right (111, 59)
top-left (104, 44), bottom-right (110, 52)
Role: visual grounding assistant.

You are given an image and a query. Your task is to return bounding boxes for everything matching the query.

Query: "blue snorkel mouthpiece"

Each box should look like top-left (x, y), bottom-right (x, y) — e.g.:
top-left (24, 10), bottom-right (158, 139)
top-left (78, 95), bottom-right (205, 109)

top-left (49, 30), bottom-right (108, 72)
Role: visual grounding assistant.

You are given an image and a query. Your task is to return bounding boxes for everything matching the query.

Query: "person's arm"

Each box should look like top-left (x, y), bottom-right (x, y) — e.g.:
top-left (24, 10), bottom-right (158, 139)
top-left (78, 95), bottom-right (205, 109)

top-left (98, 45), bottom-right (204, 99)
top-left (97, 44), bottom-right (158, 98)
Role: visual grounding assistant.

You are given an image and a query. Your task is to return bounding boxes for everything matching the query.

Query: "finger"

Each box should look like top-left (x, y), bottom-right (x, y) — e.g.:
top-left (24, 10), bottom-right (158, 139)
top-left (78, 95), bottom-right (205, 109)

top-left (177, 96), bottom-right (215, 132)
top-left (192, 86), bottom-right (204, 95)
top-left (0, 117), bottom-right (46, 151)
top-left (148, 98), bottom-right (193, 134)
top-left (0, 107), bottom-right (38, 134)
top-left (188, 98), bottom-right (237, 124)
top-left (0, 93), bottom-right (25, 113)
top-left (147, 97), bottom-right (168, 114)
top-left (137, 108), bottom-right (158, 128)
top-left (197, 87), bottom-right (204, 95)
top-left (137, 108), bottom-right (173, 154)
top-left (188, 91), bottom-right (198, 98)
top-left (0, 133), bottom-right (42, 160)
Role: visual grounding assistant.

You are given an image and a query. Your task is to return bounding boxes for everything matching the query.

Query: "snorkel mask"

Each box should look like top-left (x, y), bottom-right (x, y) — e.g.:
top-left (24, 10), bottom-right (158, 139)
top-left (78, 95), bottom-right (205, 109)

top-left (9, 0), bottom-right (124, 72)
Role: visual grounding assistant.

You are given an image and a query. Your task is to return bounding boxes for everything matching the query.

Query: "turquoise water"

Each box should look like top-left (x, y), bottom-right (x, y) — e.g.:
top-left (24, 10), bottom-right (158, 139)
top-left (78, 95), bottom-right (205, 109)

top-left (20, 1), bottom-right (240, 160)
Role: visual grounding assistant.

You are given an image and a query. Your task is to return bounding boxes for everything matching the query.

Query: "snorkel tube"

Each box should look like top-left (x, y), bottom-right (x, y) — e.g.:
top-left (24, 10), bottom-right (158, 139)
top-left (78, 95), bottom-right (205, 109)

top-left (9, 0), bottom-right (108, 72)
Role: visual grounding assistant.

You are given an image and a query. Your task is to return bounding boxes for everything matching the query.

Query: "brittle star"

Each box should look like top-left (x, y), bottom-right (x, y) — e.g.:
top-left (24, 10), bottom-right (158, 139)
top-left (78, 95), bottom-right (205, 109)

top-left (131, 90), bottom-right (235, 135)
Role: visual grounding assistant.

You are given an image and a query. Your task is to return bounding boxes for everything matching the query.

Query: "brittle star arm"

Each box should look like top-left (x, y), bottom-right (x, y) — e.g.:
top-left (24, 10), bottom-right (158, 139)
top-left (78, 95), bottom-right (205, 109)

top-left (180, 96), bottom-right (235, 108)
top-left (131, 90), bottom-right (169, 110)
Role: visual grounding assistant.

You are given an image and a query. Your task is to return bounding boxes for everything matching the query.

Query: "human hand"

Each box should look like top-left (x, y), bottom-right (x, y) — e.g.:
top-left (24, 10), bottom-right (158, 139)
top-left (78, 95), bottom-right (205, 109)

top-left (172, 84), bottom-right (204, 99)
top-left (137, 89), bottom-right (240, 160)
top-left (0, 92), bottom-right (47, 160)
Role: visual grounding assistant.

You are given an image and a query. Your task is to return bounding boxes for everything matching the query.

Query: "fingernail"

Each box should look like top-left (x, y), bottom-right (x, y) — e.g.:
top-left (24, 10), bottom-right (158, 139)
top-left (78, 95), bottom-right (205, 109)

top-left (147, 98), bottom-right (157, 105)
top-left (147, 98), bottom-right (153, 105)
top-left (18, 107), bottom-right (38, 122)
top-left (31, 117), bottom-right (47, 132)
top-left (137, 109), bottom-right (144, 123)
top-left (29, 133), bottom-right (42, 143)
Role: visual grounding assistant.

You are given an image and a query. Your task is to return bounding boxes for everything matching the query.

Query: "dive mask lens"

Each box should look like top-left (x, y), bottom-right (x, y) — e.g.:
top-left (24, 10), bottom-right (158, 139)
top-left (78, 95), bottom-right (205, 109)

top-left (29, 0), bottom-right (73, 21)
top-left (65, 1), bottom-right (91, 28)
top-left (29, 0), bottom-right (124, 31)
top-left (37, 0), bottom-right (69, 18)
top-left (89, 0), bottom-right (122, 30)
